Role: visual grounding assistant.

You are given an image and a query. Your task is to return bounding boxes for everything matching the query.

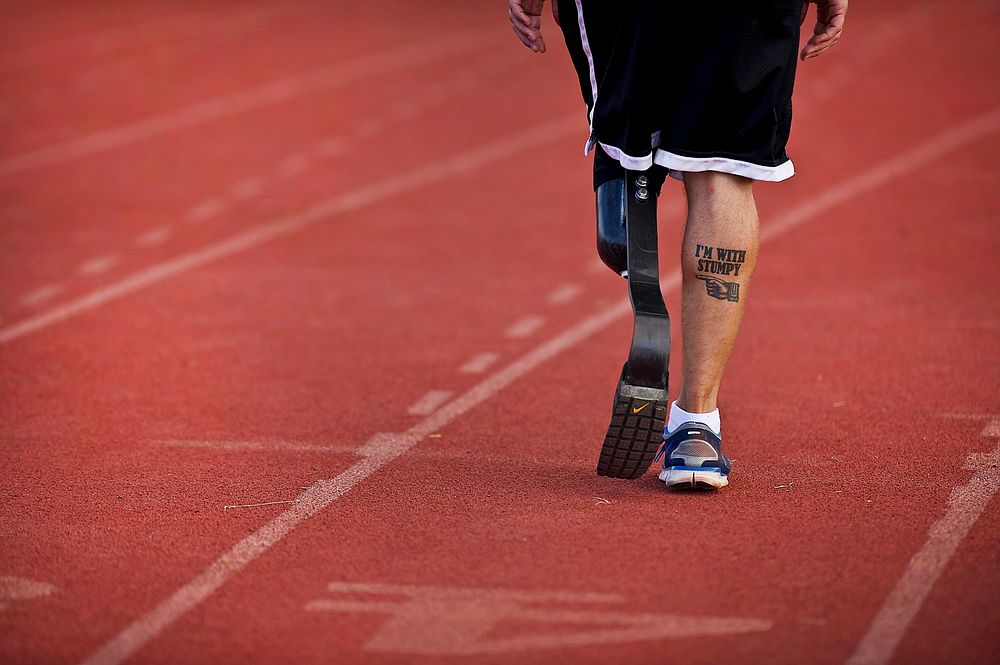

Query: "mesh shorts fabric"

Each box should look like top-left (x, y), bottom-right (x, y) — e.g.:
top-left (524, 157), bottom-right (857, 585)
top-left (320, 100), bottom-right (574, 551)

top-left (558, 0), bottom-right (804, 182)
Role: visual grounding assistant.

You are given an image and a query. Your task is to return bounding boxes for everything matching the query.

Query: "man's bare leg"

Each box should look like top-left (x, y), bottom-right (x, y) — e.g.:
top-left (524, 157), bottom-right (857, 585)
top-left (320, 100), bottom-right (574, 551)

top-left (674, 171), bottom-right (759, 429)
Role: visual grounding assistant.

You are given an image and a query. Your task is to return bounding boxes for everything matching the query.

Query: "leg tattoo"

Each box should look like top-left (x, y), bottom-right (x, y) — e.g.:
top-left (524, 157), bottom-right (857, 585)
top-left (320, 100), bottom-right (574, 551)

top-left (694, 244), bottom-right (746, 303)
top-left (696, 275), bottom-right (740, 302)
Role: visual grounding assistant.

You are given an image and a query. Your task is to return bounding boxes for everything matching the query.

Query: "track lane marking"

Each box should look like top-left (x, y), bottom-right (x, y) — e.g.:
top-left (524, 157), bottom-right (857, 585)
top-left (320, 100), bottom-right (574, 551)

top-left (4, 50), bottom-right (525, 328)
top-left (158, 439), bottom-right (586, 470)
top-left (78, 108), bottom-right (1000, 665)
top-left (0, 116), bottom-right (579, 346)
top-left (19, 284), bottom-right (64, 307)
top-left (78, 254), bottom-right (119, 276)
top-left (229, 177), bottom-right (263, 201)
top-left (546, 283), bottom-right (583, 304)
top-left (185, 199), bottom-right (225, 224)
top-left (133, 227), bottom-right (173, 248)
top-left (459, 352), bottom-right (500, 374)
top-left (276, 154), bottom-right (310, 179)
top-left (846, 421), bottom-right (1000, 665)
top-left (504, 316), bottom-right (545, 339)
top-left (0, 32), bottom-right (504, 179)
top-left (407, 390), bottom-right (453, 416)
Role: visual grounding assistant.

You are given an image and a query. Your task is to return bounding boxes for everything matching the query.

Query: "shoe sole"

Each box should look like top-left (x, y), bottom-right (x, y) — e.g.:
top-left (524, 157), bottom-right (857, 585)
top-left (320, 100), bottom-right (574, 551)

top-left (658, 467), bottom-right (729, 490)
top-left (596, 392), bottom-right (667, 479)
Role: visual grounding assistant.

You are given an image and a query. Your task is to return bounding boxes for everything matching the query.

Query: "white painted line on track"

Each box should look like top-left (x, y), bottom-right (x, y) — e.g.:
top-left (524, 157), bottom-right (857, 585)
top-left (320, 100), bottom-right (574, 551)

top-left (78, 254), bottom-right (119, 276)
top-left (504, 316), bottom-right (545, 339)
top-left (77, 110), bottom-right (1000, 665)
top-left (186, 199), bottom-right (225, 223)
top-left (407, 390), bottom-right (453, 416)
top-left (0, 576), bottom-right (57, 611)
top-left (846, 422), bottom-right (1000, 665)
top-left (230, 177), bottom-right (264, 200)
top-left (459, 352), bottom-right (499, 374)
top-left (134, 227), bottom-right (173, 248)
top-left (276, 154), bottom-right (310, 179)
top-left (762, 109), bottom-right (1000, 242)
top-left (0, 115), bottom-right (580, 347)
top-left (937, 412), bottom-right (1000, 421)
top-left (161, 439), bottom-right (354, 453)
top-left (547, 283), bottom-right (583, 304)
top-left (159, 438), bottom-right (583, 469)
top-left (0, 32), bottom-right (502, 179)
top-left (305, 583), bottom-right (770, 653)
top-left (20, 284), bottom-right (64, 307)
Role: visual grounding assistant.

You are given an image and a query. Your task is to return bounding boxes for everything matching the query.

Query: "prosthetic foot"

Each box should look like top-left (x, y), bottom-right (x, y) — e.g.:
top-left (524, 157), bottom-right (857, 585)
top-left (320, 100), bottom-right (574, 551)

top-left (595, 170), bottom-right (671, 479)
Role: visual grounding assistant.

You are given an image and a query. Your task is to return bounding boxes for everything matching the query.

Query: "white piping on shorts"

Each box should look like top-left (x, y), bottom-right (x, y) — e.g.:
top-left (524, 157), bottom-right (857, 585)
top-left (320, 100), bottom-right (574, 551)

top-left (596, 141), bottom-right (796, 182)
top-left (574, 0), bottom-right (599, 131)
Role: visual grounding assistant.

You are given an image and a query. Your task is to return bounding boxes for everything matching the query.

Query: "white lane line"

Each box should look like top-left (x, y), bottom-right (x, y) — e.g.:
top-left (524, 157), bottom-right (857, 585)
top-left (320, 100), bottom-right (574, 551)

top-left (162, 439), bottom-right (351, 453)
top-left (134, 227), bottom-right (173, 248)
top-left (505, 316), bottom-right (545, 339)
top-left (20, 284), bottom-right (64, 307)
top-left (762, 108), bottom-right (1000, 241)
top-left (186, 199), bottom-right (226, 224)
top-left (79, 298), bottom-right (636, 665)
top-left (76, 111), bottom-right (1000, 665)
top-left (459, 352), bottom-right (499, 374)
top-left (230, 177), bottom-right (264, 200)
top-left (276, 154), bottom-right (310, 179)
top-left (78, 254), bottom-right (119, 276)
top-left (0, 116), bottom-right (579, 346)
top-left (407, 390), bottom-right (453, 416)
top-left (547, 283), bottom-right (583, 304)
top-left (159, 439), bottom-right (580, 469)
top-left (0, 32), bottom-right (501, 179)
top-left (846, 422), bottom-right (1000, 665)
top-left (0, 576), bottom-right (57, 611)
top-left (937, 412), bottom-right (1000, 421)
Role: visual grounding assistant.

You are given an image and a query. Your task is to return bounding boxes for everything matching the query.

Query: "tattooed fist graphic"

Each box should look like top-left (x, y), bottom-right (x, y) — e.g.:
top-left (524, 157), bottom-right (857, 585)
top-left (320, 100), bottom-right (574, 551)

top-left (696, 275), bottom-right (740, 302)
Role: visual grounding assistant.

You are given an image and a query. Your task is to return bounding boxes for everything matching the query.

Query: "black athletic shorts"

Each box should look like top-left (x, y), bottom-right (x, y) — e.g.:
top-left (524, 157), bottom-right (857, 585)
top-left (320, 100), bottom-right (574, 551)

top-left (558, 0), bottom-right (804, 182)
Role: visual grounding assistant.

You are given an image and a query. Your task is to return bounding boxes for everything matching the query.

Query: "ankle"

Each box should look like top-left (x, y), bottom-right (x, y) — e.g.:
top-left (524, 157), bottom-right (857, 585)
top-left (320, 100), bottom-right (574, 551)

top-left (667, 401), bottom-right (721, 436)
top-left (676, 392), bottom-right (718, 414)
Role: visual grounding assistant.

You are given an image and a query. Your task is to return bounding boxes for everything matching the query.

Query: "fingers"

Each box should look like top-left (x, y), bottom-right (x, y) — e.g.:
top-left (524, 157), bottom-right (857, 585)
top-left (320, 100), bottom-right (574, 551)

top-left (509, 9), bottom-right (536, 50)
top-left (800, 1), bottom-right (847, 60)
top-left (508, 1), bottom-right (546, 52)
top-left (800, 23), bottom-right (842, 60)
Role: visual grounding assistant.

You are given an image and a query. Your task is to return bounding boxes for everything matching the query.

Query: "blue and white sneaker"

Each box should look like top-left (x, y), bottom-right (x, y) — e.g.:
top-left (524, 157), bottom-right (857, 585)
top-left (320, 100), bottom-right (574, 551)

top-left (656, 422), bottom-right (731, 489)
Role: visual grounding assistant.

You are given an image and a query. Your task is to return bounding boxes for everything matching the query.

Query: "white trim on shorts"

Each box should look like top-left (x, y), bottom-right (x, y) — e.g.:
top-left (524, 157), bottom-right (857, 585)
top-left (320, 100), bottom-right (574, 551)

top-left (574, 0), bottom-right (599, 129)
top-left (592, 140), bottom-right (796, 183)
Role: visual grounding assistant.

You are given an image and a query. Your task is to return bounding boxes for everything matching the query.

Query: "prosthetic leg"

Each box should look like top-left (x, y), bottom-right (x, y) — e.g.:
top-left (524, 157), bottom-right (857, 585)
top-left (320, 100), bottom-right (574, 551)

top-left (595, 170), bottom-right (671, 479)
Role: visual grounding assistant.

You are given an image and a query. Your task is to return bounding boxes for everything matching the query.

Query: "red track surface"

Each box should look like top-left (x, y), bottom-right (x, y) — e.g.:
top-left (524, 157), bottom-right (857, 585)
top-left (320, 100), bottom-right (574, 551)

top-left (2, 2), bottom-right (999, 664)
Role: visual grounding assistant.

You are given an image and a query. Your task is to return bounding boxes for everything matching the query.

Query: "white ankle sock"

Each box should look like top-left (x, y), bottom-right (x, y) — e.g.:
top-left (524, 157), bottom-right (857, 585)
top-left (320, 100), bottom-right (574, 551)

top-left (667, 401), bottom-right (721, 436)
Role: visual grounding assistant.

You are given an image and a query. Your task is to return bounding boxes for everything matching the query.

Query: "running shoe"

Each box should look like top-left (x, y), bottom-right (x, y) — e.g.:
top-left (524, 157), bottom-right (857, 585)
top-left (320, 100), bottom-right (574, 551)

top-left (656, 422), bottom-right (730, 489)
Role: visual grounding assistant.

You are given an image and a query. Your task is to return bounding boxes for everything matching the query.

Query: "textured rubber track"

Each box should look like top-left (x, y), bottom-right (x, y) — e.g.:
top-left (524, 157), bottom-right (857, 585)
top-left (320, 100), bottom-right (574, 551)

top-left (595, 386), bottom-right (667, 479)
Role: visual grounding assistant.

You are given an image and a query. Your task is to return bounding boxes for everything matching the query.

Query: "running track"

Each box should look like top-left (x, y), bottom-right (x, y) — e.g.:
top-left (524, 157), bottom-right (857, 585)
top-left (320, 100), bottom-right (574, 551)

top-left (1, 1), bottom-right (998, 664)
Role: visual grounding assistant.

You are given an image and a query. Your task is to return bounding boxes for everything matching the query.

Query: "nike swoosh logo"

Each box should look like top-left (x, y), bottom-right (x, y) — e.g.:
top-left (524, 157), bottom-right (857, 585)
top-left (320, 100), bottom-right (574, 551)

top-left (631, 403), bottom-right (650, 414)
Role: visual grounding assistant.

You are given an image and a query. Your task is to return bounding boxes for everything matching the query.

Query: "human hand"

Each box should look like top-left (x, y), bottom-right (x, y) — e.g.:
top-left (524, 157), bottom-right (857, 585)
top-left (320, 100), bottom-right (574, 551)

top-left (509, 0), bottom-right (559, 53)
top-left (800, 0), bottom-right (848, 60)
